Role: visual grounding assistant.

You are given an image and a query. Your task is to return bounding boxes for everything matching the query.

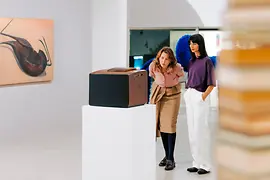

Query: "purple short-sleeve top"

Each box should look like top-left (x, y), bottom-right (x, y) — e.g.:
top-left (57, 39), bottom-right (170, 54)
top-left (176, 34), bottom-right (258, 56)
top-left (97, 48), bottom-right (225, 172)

top-left (186, 56), bottom-right (216, 92)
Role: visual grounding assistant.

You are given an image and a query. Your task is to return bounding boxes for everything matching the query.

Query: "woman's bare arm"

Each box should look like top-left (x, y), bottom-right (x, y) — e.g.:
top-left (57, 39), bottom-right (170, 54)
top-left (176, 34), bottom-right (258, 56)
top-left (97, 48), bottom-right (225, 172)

top-left (202, 85), bottom-right (215, 101)
top-left (149, 62), bottom-right (156, 79)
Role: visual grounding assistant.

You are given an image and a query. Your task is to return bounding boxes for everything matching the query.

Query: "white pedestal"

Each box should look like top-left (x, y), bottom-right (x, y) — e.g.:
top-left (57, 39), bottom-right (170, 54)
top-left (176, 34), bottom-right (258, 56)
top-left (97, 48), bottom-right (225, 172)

top-left (82, 104), bottom-right (156, 180)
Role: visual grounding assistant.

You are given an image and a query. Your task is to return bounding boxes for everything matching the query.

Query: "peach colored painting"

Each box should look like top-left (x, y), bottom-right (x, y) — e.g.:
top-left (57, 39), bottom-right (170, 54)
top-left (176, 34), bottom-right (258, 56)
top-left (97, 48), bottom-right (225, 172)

top-left (0, 18), bottom-right (54, 86)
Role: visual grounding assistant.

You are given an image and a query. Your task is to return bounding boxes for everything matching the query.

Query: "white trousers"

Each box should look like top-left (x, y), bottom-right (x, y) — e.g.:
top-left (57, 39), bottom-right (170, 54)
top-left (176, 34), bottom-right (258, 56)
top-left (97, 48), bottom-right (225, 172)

top-left (184, 88), bottom-right (212, 171)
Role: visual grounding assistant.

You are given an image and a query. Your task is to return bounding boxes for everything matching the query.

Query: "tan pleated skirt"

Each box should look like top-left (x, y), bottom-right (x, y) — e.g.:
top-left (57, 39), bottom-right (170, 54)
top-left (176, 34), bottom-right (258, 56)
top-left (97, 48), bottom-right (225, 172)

top-left (150, 82), bottom-right (181, 137)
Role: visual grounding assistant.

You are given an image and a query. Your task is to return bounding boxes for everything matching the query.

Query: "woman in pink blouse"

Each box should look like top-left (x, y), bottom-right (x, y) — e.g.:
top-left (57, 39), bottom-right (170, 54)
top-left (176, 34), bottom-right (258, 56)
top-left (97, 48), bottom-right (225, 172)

top-left (149, 47), bottom-right (184, 171)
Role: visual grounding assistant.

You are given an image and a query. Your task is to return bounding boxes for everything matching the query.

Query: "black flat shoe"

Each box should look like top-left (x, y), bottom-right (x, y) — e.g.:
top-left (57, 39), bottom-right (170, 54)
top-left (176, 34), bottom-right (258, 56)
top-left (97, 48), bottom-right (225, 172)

top-left (165, 160), bottom-right (175, 171)
top-left (197, 168), bottom-right (210, 175)
top-left (158, 157), bottom-right (167, 167)
top-left (187, 167), bottom-right (198, 172)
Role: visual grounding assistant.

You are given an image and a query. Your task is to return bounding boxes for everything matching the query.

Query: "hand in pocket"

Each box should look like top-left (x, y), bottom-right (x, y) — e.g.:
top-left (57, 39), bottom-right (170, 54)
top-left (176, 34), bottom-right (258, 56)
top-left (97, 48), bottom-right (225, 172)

top-left (201, 93), bottom-right (206, 101)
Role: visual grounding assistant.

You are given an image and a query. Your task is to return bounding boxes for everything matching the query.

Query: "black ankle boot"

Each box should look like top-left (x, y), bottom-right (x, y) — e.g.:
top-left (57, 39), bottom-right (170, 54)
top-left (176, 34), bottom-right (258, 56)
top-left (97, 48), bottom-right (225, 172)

top-left (197, 168), bottom-right (210, 175)
top-left (187, 167), bottom-right (198, 172)
top-left (165, 160), bottom-right (175, 171)
top-left (159, 157), bottom-right (167, 167)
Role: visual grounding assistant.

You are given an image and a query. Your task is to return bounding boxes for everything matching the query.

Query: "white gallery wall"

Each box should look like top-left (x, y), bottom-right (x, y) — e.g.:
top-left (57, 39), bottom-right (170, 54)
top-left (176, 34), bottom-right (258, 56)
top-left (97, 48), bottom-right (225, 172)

top-left (129, 0), bottom-right (226, 29)
top-left (92, 0), bottom-right (226, 72)
top-left (0, 0), bottom-right (91, 180)
top-left (186, 0), bottom-right (227, 27)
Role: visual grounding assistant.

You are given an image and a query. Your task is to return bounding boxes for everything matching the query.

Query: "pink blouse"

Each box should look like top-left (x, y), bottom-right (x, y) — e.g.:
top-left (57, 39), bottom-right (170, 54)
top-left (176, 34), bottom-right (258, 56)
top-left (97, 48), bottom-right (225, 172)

top-left (149, 62), bottom-right (184, 87)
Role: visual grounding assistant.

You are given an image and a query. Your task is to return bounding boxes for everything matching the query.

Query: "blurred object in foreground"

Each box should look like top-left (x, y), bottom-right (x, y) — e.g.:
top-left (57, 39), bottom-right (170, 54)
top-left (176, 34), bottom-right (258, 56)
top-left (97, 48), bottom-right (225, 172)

top-left (216, 1), bottom-right (270, 179)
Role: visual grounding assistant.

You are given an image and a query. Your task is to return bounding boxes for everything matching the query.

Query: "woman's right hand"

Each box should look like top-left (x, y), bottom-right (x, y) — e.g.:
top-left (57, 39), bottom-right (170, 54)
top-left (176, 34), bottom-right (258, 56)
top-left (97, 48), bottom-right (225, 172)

top-left (176, 63), bottom-right (184, 77)
top-left (149, 62), bottom-right (156, 78)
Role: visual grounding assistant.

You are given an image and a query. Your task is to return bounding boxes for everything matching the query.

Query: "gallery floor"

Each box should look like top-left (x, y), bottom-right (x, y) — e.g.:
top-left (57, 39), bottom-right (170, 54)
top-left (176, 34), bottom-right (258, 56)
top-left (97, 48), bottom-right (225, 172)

top-left (0, 87), bottom-right (219, 180)
top-left (156, 98), bottom-right (219, 180)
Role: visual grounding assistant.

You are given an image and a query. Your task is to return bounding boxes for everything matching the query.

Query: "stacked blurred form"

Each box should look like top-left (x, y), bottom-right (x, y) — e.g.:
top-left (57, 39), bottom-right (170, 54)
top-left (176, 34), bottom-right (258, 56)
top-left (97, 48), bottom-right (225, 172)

top-left (216, 0), bottom-right (270, 179)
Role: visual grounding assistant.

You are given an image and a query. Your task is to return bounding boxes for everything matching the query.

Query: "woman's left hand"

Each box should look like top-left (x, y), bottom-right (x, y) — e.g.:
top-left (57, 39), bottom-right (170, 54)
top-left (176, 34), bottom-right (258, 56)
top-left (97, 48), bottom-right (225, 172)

top-left (202, 86), bottom-right (214, 101)
top-left (202, 93), bottom-right (207, 101)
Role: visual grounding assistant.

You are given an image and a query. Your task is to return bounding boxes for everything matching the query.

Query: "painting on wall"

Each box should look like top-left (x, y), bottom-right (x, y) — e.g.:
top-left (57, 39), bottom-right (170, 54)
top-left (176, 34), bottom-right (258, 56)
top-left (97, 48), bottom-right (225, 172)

top-left (0, 18), bottom-right (54, 86)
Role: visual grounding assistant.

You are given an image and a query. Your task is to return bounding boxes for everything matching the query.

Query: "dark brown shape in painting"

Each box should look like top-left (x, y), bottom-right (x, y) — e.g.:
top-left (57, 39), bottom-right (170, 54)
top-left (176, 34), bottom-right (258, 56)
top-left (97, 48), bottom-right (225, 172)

top-left (0, 19), bottom-right (52, 77)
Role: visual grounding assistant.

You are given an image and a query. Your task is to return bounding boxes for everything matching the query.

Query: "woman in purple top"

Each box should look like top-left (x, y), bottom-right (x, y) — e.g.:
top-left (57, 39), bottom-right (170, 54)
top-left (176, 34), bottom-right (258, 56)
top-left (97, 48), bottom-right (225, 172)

top-left (184, 34), bottom-right (216, 175)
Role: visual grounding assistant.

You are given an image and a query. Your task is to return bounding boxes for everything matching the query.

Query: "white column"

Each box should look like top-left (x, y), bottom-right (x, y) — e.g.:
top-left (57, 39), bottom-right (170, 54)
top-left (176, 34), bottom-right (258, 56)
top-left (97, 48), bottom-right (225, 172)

top-left (91, 0), bottom-right (129, 71)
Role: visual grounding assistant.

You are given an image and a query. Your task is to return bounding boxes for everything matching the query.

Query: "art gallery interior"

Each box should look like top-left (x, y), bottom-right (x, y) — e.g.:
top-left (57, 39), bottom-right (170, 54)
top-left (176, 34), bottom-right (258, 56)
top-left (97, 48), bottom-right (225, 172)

top-left (1, 0), bottom-right (261, 180)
